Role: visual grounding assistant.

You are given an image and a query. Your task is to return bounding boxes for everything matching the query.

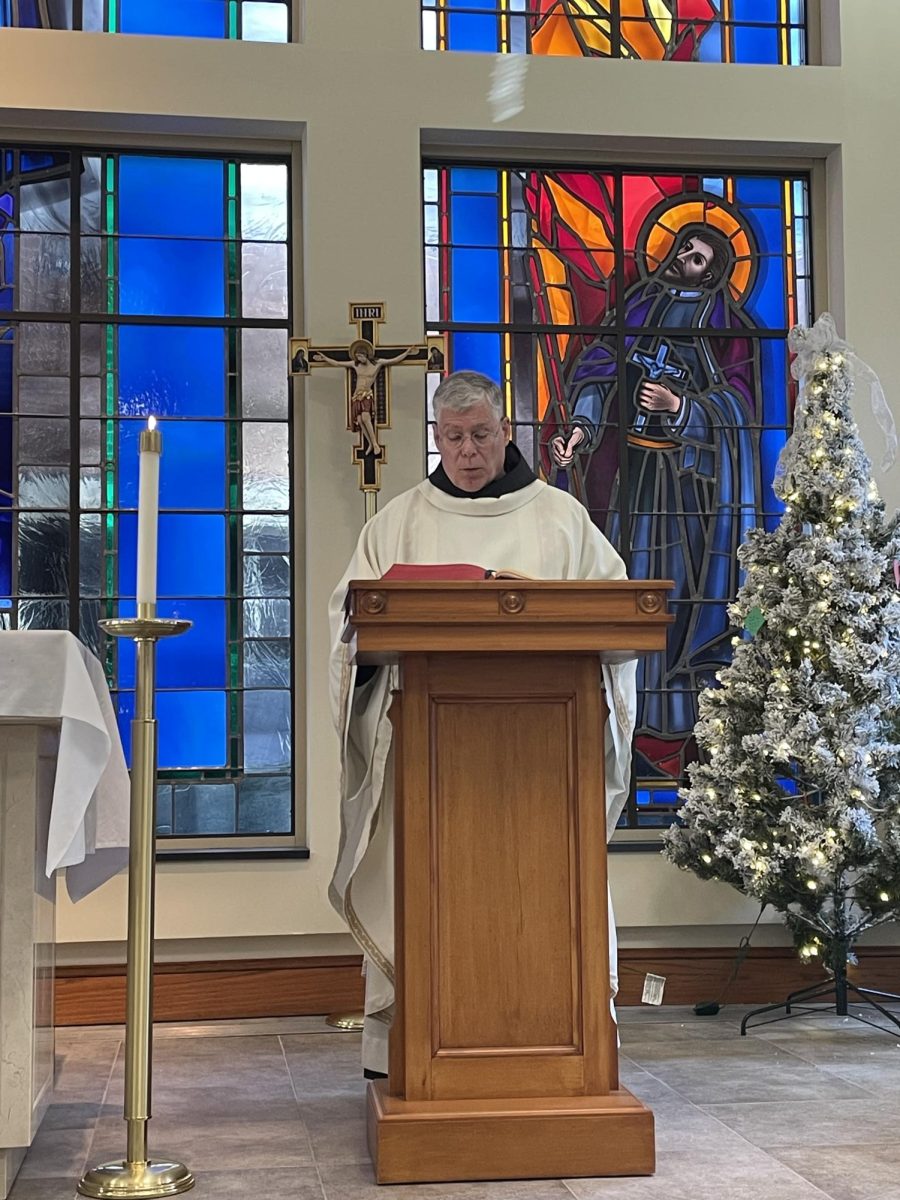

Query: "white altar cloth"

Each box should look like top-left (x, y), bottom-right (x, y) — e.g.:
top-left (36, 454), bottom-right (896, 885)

top-left (0, 631), bottom-right (129, 900)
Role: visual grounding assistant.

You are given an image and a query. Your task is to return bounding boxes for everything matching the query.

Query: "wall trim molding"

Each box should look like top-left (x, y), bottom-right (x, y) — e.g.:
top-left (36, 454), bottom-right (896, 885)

top-left (55, 947), bottom-right (900, 1026)
top-left (55, 954), bottom-right (366, 1026)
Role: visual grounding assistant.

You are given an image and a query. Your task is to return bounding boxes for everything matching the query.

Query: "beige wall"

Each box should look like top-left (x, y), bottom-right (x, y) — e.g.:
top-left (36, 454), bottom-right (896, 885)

top-left (1, 0), bottom-right (896, 958)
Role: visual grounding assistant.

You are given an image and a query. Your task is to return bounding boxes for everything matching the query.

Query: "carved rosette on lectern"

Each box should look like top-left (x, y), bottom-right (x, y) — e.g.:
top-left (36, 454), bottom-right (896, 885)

top-left (347, 579), bottom-right (673, 1185)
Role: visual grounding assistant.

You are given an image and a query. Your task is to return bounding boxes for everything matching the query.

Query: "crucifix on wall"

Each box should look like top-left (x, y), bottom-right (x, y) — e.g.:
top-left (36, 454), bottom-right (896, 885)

top-left (290, 303), bottom-right (445, 520)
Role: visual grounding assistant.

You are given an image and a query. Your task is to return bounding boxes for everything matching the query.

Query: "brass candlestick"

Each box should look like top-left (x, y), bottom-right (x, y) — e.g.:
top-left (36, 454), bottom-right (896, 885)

top-left (78, 609), bottom-right (194, 1199)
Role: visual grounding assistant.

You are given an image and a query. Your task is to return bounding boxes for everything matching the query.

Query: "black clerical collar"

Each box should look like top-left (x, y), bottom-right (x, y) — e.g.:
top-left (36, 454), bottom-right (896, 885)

top-left (428, 442), bottom-right (537, 499)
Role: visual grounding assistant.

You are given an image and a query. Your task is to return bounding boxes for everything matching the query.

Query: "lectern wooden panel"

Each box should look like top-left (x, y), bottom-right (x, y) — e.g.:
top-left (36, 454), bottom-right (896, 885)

top-left (348, 580), bottom-right (672, 1184)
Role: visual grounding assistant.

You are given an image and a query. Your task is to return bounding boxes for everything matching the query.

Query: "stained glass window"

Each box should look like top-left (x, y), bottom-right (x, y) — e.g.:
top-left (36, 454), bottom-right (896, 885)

top-left (424, 163), bottom-right (811, 829)
top-left (422, 1), bottom-right (807, 64)
top-left (0, 147), bottom-right (294, 842)
top-left (0, 1), bottom-right (290, 40)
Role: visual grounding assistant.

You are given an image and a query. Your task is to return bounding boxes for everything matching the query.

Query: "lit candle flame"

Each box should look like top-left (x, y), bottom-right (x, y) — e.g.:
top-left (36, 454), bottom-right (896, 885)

top-left (147, 415), bottom-right (157, 431)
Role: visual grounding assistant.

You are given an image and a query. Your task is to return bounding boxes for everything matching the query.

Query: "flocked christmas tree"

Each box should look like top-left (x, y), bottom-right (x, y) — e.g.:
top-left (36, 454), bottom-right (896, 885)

top-left (663, 314), bottom-right (900, 987)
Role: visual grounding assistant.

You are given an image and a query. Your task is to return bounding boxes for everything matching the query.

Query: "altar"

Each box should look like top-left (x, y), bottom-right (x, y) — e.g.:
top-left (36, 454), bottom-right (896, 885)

top-left (0, 631), bottom-right (129, 1198)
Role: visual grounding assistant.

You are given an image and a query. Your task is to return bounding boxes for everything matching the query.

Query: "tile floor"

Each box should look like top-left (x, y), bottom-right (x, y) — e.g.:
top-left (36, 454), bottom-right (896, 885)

top-left (9, 1005), bottom-right (900, 1200)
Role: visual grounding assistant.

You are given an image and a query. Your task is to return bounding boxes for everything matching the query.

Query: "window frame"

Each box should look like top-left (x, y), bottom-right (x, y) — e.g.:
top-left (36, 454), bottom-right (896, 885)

top-left (0, 139), bottom-right (305, 854)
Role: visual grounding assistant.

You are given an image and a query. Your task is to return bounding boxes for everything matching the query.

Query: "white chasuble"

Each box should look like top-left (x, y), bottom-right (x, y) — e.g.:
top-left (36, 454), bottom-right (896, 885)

top-left (328, 478), bottom-right (638, 1073)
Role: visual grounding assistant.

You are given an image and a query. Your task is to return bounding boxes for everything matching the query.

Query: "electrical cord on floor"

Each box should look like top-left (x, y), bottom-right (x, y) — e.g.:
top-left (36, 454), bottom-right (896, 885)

top-left (616, 906), bottom-right (768, 1015)
top-left (693, 905), bottom-right (768, 1017)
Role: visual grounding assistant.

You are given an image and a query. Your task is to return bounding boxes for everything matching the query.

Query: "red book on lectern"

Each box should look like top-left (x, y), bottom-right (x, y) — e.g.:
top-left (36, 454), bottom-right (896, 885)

top-left (380, 564), bottom-right (529, 581)
top-left (381, 563), bottom-right (488, 581)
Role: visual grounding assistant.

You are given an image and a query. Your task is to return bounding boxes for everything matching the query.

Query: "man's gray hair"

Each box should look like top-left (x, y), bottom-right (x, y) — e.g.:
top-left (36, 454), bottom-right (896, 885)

top-left (433, 371), bottom-right (504, 421)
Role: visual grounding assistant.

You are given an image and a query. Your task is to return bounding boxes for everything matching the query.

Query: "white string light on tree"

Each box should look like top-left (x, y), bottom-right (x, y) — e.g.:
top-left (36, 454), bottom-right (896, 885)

top-left (663, 314), bottom-right (900, 1015)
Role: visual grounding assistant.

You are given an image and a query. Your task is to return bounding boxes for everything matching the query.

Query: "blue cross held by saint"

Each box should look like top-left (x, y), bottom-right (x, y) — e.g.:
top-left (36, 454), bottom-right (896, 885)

top-left (630, 342), bottom-right (687, 432)
top-left (631, 341), bottom-right (686, 382)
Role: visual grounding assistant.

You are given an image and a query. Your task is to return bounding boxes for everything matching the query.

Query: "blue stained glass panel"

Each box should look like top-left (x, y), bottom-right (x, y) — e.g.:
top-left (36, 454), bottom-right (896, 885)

top-left (447, 12), bottom-right (497, 51)
top-left (735, 177), bottom-right (783, 206)
top-left (744, 204), bottom-right (785, 261)
top-left (759, 337), bottom-right (788, 530)
top-left (118, 326), bottom-right (225, 419)
top-left (118, 239), bottom-right (225, 317)
top-left (450, 169), bottom-right (498, 194)
top-left (449, 331), bottom-right (501, 382)
top-left (119, 158), bottom-right (224, 238)
top-left (451, 250), bottom-right (500, 321)
top-left (117, 691), bottom-right (228, 769)
top-left (0, 511), bottom-right (11, 598)
top-left (0, 219), bottom-right (13, 313)
top-left (744, 254), bottom-right (786, 329)
top-left (119, 0), bottom-right (226, 39)
top-left (649, 790), bottom-right (679, 807)
top-left (118, 513), bottom-right (225, 598)
top-left (0, 1), bottom-right (42, 26)
top-left (118, 598), bottom-right (227, 688)
top-left (734, 0), bottom-right (777, 20)
top-left (451, 195), bottom-right (498, 247)
top-left (698, 28), bottom-right (723, 62)
top-left (20, 151), bottom-right (59, 172)
top-left (733, 23), bottom-right (779, 65)
top-left (117, 419), bottom-right (226, 510)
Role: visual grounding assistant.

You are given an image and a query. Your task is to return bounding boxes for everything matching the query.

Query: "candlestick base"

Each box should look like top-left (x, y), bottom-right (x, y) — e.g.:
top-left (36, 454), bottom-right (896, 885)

top-left (99, 618), bottom-right (191, 641)
top-left (77, 1159), bottom-right (194, 1198)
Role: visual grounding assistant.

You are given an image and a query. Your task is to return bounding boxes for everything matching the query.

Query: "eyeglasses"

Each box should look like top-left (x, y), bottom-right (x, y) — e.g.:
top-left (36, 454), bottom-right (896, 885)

top-left (440, 425), bottom-right (503, 447)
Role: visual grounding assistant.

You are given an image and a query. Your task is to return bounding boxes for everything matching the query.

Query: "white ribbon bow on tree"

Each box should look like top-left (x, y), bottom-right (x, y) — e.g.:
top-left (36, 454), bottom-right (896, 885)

top-left (788, 312), bottom-right (898, 472)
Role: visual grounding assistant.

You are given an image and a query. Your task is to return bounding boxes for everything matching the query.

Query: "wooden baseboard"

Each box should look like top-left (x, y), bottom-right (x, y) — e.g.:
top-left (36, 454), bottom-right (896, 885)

top-left (54, 955), bottom-right (366, 1026)
top-left (54, 947), bottom-right (900, 1027)
top-left (615, 945), bottom-right (900, 1006)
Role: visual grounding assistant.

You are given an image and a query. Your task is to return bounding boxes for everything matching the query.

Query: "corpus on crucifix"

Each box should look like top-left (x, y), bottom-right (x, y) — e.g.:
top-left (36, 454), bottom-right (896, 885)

top-left (313, 340), bottom-right (416, 458)
top-left (294, 302), bottom-right (445, 518)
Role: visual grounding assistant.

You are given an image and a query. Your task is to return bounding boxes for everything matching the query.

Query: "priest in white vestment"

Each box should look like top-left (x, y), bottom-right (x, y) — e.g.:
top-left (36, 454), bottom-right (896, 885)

top-left (328, 371), bottom-right (638, 1075)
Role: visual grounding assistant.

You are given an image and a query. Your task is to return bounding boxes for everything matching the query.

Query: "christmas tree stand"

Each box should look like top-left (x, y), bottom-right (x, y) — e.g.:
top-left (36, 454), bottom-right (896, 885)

top-left (741, 959), bottom-right (900, 1035)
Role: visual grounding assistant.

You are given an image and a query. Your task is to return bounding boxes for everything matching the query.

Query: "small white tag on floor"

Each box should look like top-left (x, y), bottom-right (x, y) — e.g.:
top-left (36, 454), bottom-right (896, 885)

top-left (641, 973), bottom-right (666, 1006)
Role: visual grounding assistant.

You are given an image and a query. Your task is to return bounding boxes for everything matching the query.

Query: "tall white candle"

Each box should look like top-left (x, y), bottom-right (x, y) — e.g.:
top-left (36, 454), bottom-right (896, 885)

top-left (136, 416), bottom-right (162, 610)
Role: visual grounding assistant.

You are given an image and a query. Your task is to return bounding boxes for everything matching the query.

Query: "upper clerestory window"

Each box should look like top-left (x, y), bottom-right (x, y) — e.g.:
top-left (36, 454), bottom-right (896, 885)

top-left (422, 1), bottom-right (807, 65)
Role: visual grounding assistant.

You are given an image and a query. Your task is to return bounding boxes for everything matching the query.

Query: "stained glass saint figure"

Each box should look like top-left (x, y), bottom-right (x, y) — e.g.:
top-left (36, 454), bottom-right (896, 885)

top-left (550, 215), bottom-right (761, 778)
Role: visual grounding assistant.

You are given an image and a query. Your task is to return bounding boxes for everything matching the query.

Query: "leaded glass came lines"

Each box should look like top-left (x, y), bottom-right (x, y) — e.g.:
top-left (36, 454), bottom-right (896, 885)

top-left (422, 0), bottom-right (807, 64)
top-left (0, 0), bottom-right (289, 40)
top-left (424, 163), bottom-right (811, 829)
top-left (0, 147), bottom-right (294, 842)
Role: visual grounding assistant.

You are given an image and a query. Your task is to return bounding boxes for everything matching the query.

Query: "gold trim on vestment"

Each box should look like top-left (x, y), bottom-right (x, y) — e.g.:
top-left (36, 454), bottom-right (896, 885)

top-left (345, 884), bottom-right (395, 984)
top-left (626, 434), bottom-right (678, 450)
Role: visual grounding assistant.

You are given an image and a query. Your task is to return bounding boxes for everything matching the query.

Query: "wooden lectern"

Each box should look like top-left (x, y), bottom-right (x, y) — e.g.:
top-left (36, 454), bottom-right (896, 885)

top-left (347, 579), bottom-right (672, 1185)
